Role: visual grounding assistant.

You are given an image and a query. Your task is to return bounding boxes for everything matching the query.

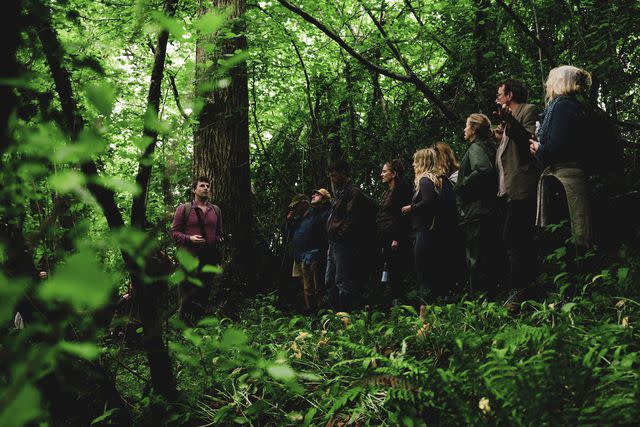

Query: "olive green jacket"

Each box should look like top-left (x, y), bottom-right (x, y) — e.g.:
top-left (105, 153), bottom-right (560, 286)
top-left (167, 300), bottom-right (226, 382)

top-left (455, 138), bottom-right (497, 224)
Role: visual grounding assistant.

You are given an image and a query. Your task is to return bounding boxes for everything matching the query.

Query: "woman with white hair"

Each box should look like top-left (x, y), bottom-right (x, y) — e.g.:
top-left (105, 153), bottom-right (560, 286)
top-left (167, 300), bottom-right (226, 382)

top-left (530, 65), bottom-right (593, 249)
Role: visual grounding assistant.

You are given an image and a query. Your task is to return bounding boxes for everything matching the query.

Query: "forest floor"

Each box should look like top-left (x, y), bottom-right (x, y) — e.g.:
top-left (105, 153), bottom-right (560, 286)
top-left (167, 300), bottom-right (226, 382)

top-left (113, 246), bottom-right (640, 426)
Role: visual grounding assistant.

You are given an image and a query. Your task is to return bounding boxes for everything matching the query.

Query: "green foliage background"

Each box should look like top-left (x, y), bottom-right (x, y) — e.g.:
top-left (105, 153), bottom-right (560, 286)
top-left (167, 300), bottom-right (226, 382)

top-left (1, 0), bottom-right (639, 425)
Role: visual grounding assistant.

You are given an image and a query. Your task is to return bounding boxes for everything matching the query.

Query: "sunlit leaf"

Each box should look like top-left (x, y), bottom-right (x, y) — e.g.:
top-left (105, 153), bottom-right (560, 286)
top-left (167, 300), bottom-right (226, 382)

top-left (85, 82), bottom-right (116, 116)
top-left (49, 170), bottom-right (86, 194)
top-left (59, 341), bottom-right (102, 360)
top-left (151, 11), bottom-right (185, 37)
top-left (0, 384), bottom-right (42, 427)
top-left (267, 364), bottom-right (296, 381)
top-left (94, 176), bottom-right (141, 196)
top-left (195, 11), bottom-right (227, 34)
top-left (176, 249), bottom-right (199, 272)
top-left (220, 328), bottom-right (248, 348)
top-left (38, 251), bottom-right (117, 310)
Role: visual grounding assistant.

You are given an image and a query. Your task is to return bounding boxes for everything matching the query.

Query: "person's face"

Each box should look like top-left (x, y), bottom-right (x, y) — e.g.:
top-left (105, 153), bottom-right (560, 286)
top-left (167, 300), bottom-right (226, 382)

top-left (412, 158), bottom-right (419, 172)
top-left (380, 164), bottom-right (395, 183)
top-left (329, 170), bottom-right (346, 186)
top-left (496, 85), bottom-right (512, 106)
top-left (311, 192), bottom-right (323, 203)
top-left (464, 119), bottom-right (475, 142)
top-left (193, 181), bottom-right (210, 198)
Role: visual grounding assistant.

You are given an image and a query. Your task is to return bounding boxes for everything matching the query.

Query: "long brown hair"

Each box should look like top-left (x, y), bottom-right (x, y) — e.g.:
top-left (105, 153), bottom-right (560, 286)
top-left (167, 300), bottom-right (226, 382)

top-left (433, 142), bottom-right (459, 175)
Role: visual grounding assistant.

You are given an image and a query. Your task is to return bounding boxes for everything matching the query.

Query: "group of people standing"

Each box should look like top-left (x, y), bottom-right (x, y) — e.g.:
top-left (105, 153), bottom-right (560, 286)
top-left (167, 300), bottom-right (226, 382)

top-left (170, 65), bottom-right (597, 320)
top-left (285, 65), bottom-right (596, 315)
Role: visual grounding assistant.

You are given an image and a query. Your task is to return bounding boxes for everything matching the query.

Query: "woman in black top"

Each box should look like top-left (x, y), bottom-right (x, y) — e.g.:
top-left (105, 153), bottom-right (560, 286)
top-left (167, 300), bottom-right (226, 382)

top-left (376, 159), bottom-right (412, 305)
top-left (401, 148), bottom-right (445, 315)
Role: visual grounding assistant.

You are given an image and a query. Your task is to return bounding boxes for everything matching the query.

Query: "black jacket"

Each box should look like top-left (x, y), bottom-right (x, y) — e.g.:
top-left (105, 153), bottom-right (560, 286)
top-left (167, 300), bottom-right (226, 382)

top-left (376, 181), bottom-right (412, 242)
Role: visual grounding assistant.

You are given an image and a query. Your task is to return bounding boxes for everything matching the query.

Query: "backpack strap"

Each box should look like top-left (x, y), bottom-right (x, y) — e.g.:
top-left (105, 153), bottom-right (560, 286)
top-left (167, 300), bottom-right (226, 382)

top-left (181, 202), bottom-right (192, 231)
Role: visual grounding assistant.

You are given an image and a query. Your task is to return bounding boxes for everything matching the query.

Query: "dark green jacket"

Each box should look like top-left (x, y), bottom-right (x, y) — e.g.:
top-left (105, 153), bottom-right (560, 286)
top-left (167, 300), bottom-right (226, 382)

top-left (455, 137), bottom-right (498, 224)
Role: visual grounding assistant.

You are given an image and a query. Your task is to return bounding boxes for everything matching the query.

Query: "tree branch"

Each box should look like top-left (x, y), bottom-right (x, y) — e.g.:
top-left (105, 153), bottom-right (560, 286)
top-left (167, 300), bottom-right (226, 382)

top-left (32, 0), bottom-right (126, 233)
top-left (168, 73), bottom-right (190, 120)
top-left (277, 0), bottom-right (458, 121)
top-left (403, 0), bottom-right (457, 59)
top-left (131, 0), bottom-right (179, 228)
top-left (495, 0), bottom-right (553, 60)
top-left (276, 0), bottom-right (412, 82)
top-left (360, 1), bottom-right (458, 121)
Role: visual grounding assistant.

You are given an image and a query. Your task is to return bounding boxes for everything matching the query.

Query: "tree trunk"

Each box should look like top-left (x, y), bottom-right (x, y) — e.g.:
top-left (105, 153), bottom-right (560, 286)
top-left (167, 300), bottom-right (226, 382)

top-left (194, 0), bottom-right (256, 297)
top-left (472, 0), bottom-right (497, 111)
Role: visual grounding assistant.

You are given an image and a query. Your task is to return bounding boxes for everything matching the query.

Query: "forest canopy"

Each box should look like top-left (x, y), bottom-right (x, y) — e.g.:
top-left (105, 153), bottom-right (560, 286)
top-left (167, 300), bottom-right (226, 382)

top-left (1, 0), bottom-right (640, 425)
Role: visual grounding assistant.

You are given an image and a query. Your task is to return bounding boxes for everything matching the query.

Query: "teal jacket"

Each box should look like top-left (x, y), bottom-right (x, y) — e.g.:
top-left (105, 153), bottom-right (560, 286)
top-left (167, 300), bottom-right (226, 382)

top-left (455, 137), bottom-right (498, 224)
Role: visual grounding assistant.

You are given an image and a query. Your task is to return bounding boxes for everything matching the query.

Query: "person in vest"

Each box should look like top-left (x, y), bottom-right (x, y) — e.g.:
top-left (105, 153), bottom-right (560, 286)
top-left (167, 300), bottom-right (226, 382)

top-left (326, 160), bottom-right (367, 312)
top-left (171, 176), bottom-right (223, 325)
top-left (401, 148), bottom-right (447, 316)
top-left (293, 189), bottom-right (331, 312)
top-left (456, 114), bottom-right (500, 296)
top-left (494, 79), bottom-right (541, 304)
top-left (376, 159), bottom-right (412, 306)
top-left (530, 66), bottom-right (593, 252)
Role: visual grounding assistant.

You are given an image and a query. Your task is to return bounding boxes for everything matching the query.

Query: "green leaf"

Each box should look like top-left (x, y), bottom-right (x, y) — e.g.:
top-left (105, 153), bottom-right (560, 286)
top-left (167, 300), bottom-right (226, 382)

top-left (617, 267), bottom-right (630, 282)
top-left (49, 170), bottom-right (86, 194)
top-left (561, 302), bottom-right (576, 313)
top-left (202, 264), bottom-right (222, 274)
top-left (169, 269), bottom-right (185, 286)
top-left (151, 11), bottom-right (185, 37)
top-left (85, 82), bottom-right (116, 116)
top-left (91, 408), bottom-right (118, 425)
top-left (176, 249), bottom-right (199, 272)
top-left (59, 341), bottom-right (102, 360)
top-left (0, 384), bottom-right (42, 427)
top-left (143, 108), bottom-right (170, 134)
top-left (220, 328), bottom-right (248, 348)
top-left (196, 317), bottom-right (220, 327)
top-left (38, 250), bottom-right (117, 310)
top-left (267, 364), bottom-right (296, 381)
top-left (94, 176), bottom-right (141, 196)
top-left (303, 407), bottom-right (317, 426)
top-left (195, 11), bottom-right (227, 34)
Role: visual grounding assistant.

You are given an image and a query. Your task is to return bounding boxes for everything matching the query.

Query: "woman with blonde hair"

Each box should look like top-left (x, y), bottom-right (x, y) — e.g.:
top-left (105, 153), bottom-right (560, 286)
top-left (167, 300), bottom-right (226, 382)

top-left (401, 148), bottom-right (453, 313)
top-left (530, 65), bottom-right (593, 249)
top-left (455, 113), bottom-right (499, 295)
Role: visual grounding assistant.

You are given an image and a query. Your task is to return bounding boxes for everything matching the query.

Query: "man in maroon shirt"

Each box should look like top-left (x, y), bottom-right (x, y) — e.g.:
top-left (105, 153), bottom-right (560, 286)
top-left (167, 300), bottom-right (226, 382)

top-left (171, 176), bottom-right (223, 324)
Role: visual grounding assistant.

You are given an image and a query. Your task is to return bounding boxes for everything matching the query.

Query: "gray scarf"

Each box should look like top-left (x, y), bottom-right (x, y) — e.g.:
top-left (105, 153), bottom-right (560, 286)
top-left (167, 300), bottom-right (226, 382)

top-left (538, 95), bottom-right (571, 146)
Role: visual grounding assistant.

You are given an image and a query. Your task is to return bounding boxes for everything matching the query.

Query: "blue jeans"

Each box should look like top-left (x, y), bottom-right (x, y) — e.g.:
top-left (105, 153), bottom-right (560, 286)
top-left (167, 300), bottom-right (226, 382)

top-left (326, 240), bottom-right (355, 311)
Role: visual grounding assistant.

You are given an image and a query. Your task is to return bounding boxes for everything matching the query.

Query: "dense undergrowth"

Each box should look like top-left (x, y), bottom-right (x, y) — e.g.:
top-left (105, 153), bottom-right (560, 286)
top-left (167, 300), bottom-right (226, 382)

top-left (114, 249), bottom-right (640, 426)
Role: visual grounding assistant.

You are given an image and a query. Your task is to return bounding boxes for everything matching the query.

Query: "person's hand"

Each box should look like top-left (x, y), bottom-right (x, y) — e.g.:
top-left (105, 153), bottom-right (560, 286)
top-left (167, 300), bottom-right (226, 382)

top-left (494, 123), bottom-right (504, 142)
top-left (529, 138), bottom-right (540, 155)
top-left (391, 240), bottom-right (399, 251)
top-left (38, 271), bottom-right (48, 280)
top-left (401, 205), bottom-right (412, 215)
top-left (190, 234), bottom-right (206, 244)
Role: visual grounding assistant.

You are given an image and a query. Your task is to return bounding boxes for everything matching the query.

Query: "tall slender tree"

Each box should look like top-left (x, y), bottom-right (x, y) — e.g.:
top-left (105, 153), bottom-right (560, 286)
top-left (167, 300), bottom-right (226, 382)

top-left (194, 0), bottom-right (256, 295)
